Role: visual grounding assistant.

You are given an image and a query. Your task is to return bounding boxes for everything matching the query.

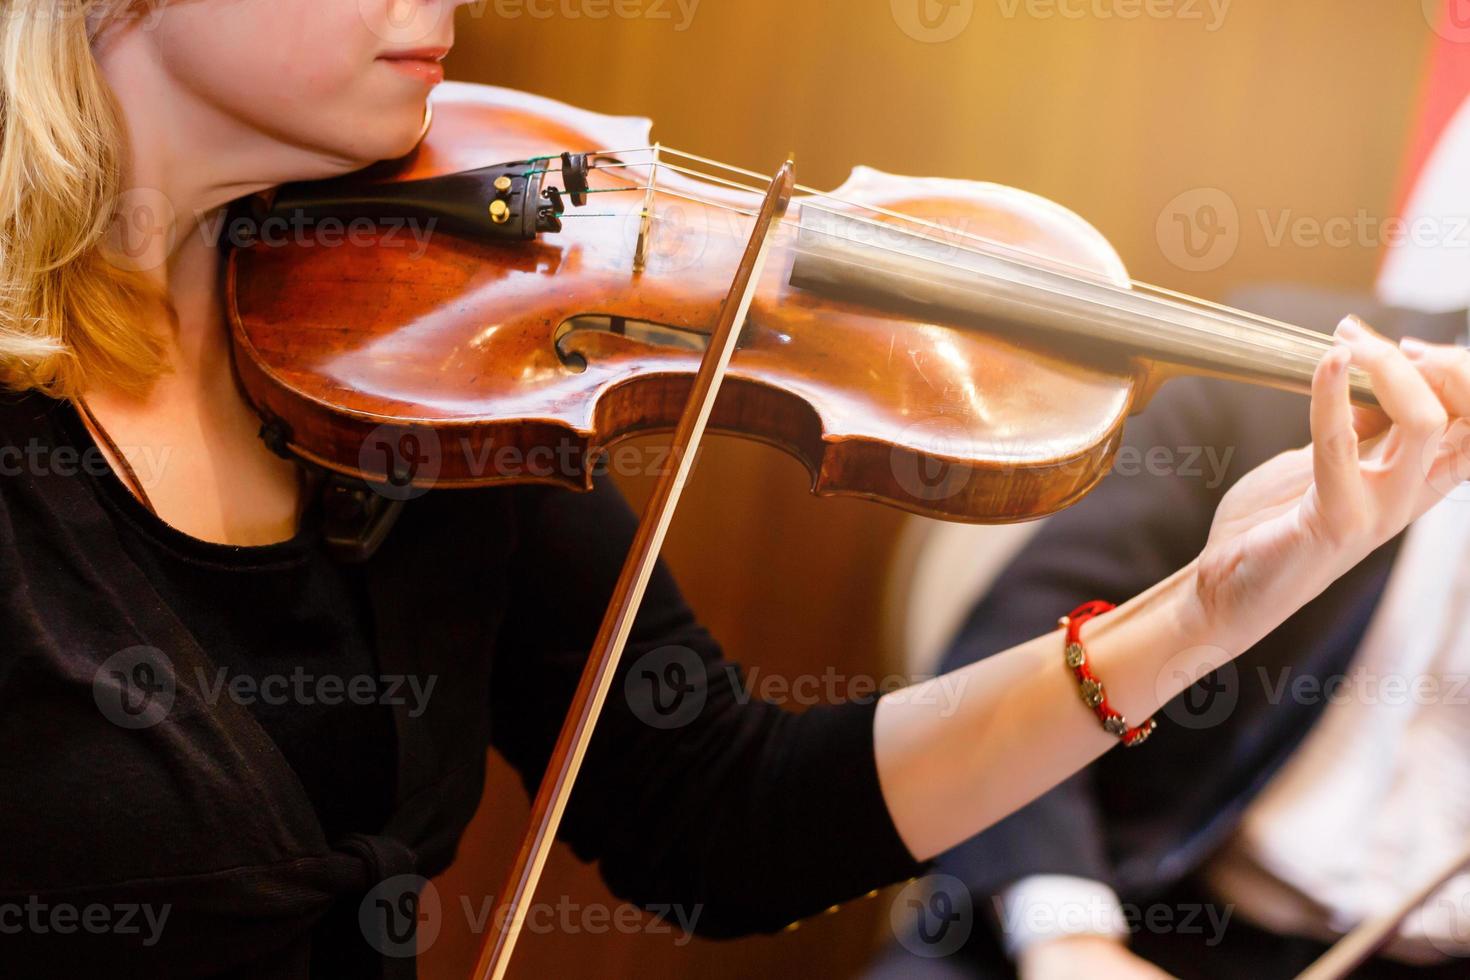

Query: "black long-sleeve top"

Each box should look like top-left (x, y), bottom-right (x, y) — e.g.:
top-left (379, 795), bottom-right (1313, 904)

top-left (0, 392), bottom-right (923, 978)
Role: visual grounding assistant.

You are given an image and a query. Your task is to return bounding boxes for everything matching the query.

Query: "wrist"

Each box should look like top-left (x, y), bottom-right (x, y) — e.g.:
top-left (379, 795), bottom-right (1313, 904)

top-left (1080, 560), bottom-right (1239, 725)
top-left (1022, 932), bottom-right (1129, 955)
top-left (1017, 933), bottom-right (1131, 979)
top-left (1169, 556), bottom-right (1238, 656)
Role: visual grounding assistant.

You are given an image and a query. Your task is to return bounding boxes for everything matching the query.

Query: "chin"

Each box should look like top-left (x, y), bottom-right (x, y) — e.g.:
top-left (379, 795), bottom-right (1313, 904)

top-left (319, 111), bottom-right (428, 170)
top-left (373, 105), bottom-right (433, 160)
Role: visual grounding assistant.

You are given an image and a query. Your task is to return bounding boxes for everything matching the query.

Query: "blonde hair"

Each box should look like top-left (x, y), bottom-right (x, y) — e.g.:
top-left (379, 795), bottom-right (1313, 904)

top-left (0, 1), bottom-right (168, 398)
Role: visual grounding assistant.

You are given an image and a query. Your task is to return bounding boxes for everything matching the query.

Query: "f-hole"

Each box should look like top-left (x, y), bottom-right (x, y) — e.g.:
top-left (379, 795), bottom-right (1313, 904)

top-left (554, 315), bottom-right (711, 373)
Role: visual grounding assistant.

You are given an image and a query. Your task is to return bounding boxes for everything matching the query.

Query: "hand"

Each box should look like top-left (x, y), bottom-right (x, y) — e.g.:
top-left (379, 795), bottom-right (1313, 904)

top-left (872, 324), bottom-right (1470, 861)
top-left (1017, 935), bottom-right (1176, 980)
top-left (1189, 316), bottom-right (1470, 655)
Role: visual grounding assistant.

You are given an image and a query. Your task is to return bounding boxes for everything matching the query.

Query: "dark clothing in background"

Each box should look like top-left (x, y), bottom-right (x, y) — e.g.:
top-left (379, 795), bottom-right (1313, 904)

top-left (869, 287), bottom-right (1470, 980)
top-left (873, 876), bottom-right (1470, 980)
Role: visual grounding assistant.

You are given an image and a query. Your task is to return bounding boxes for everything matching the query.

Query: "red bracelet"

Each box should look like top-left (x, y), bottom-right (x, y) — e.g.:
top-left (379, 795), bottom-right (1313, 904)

top-left (1060, 600), bottom-right (1157, 748)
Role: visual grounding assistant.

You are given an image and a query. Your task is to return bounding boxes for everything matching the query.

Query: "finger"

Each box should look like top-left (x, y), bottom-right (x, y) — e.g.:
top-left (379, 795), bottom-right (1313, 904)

top-left (1399, 337), bottom-right (1470, 504)
top-left (1400, 336), bottom-right (1470, 418)
top-left (1335, 316), bottom-right (1448, 491)
top-left (1424, 416), bottom-right (1470, 498)
top-left (1309, 342), bottom-right (1364, 528)
top-left (1351, 405), bottom-right (1391, 441)
top-left (1337, 317), bottom-right (1445, 430)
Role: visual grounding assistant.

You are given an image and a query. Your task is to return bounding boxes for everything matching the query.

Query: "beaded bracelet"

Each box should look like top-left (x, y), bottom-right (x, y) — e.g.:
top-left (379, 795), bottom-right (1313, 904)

top-left (1059, 600), bottom-right (1157, 748)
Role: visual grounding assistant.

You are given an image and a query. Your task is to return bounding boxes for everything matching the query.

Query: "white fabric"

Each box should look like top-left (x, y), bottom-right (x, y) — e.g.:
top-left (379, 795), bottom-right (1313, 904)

top-left (887, 518), bottom-right (1044, 677)
top-left (996, 874), bottom-right (1129, 957)
top-left (1000, 495), bottom-right (1470, 964)
top-left (1205, 495), bottom-right (1470, 964)
top-left (1377, 95), bottom-right (1470, 313)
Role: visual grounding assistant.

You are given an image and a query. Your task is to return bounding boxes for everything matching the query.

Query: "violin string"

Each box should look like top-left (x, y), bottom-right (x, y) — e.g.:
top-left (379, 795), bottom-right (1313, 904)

top-left (635, 192), bottom-right (1338, 368)
top-left (545, 172), bottom-right (1338, 376)
top-left (544, 173), bottom-right (1340, 376)
top-left (558, 156), bottom-right (1131, 272)
top-left (788, 204), bottom-right (1337, 357)
top-left (622, 206), bottom-right (1348, 386)
top-left (646, 146), bottom-right (1337, 344)
top-left (769, 231), bottom-right (1341, 367)
top-left (530, 150), bottom-right (1342, 361)
top-left (572, 153), bottom-right (1337, 350)
top-left (663, 150), bottom-right (1127, 279)
top-left (772, 238), bottom-right (1344, 387)
top-left (544, 191), bottom-right (1342, 383)
top-left (554, 158), bottom-right (1125, 294)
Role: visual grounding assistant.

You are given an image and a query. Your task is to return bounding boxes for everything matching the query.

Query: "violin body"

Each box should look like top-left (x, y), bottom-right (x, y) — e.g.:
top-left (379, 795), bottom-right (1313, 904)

top-left (229, 82), bottom-right (1148, 523)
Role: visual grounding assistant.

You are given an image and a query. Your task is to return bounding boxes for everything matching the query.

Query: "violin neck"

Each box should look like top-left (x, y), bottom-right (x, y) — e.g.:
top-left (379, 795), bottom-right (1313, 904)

top-left (790, 208), bottom-right (1378, 407)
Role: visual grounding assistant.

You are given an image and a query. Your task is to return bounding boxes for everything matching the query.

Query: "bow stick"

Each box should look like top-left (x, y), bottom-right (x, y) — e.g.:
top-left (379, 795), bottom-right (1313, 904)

top-left (472, 159), bottom-right (796, 980)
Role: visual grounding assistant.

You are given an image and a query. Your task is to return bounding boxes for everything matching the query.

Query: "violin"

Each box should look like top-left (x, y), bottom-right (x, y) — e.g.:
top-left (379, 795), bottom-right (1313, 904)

top-left (227, 82), bottom-right (1376, 527)
top-left (224, 82), bottom-right (1379, 980)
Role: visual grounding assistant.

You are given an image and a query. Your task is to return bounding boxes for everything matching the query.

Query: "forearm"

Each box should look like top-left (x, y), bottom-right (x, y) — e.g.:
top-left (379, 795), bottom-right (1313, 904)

top-left (874, 559), bottom-right (1222, 860)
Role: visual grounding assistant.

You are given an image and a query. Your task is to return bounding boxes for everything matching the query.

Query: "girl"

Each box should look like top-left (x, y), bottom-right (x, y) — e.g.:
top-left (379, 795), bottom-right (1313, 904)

top-left (2, 2), bottom-right (1468, 976)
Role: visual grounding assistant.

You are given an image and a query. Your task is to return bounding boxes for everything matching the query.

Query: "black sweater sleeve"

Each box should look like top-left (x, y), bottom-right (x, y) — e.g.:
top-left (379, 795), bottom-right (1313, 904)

top-left (487, 479), bottom-right (926, 937)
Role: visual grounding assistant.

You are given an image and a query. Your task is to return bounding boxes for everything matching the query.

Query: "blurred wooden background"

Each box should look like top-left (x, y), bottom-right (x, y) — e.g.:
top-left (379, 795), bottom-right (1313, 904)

top-left (425, 2), bottom-right (1433, 977)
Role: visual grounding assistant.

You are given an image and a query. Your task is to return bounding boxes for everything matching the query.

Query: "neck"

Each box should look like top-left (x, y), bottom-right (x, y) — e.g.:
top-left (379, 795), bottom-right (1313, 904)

top-left (90, 23), bottom-right (353, 387)
top-left (790, 208), bottom-right (1378, 407)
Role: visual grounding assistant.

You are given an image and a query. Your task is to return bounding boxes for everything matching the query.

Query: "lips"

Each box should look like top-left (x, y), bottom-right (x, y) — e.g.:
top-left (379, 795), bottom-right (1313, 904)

top-left (382, 46), bottom-right (451, 62)
top-left (378, 47), bottom-right (450, 85)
